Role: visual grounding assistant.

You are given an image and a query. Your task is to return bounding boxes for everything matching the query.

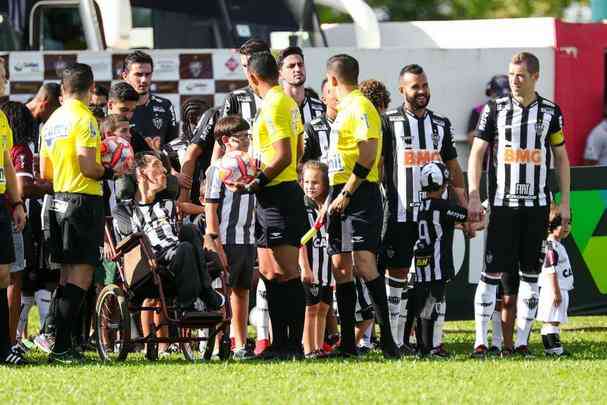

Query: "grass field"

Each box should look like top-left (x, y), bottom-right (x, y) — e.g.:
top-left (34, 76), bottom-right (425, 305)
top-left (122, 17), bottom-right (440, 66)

top-left (1, 316), bottom-right (606, 404)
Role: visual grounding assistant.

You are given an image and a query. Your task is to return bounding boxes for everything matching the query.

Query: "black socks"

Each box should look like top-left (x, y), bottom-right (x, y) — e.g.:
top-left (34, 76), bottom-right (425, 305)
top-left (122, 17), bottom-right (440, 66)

top-left (335, 281), bottom-right (357, 353)
top-left (366, 276), bottom-right (398, 352)
top-left (54, 283), bottom-right (86, 353)
top-left (0, 288), bottom-right (9, 355)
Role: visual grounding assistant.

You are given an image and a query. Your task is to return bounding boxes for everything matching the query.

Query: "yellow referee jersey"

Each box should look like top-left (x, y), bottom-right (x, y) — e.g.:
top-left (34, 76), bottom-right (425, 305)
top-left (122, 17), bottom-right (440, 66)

top-left (252, 85), bottom-right (303, 187)
top-left (40, 99), bottom-right (102, 196)
top-left (327, 89), bottom-right (382, 185)
top-left (0, 111), bottom-right (14, 194)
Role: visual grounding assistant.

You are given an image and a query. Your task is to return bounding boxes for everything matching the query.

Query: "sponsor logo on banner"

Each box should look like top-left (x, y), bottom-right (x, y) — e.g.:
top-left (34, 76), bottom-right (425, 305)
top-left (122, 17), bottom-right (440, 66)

top-left (152, 54), bottom-right (179, 81)
top-left (150, 81), bottom-right (179, 94)
top-left (10, 81), bottom-right (43, 94)
top-left (10, 53), bottom-right (44, 80)
top-left (78, 53), bottom-right (112, 81)
top-left (212, 50), bottom-right (246, 80)
top-left (178, 79), bottom-right (215, 95)
top-left (44, 54), bottom-right (77, 80)
top-left (179, 54), bottom-right (212, 79)
top-left (215, 80), bottom-right (248, 93)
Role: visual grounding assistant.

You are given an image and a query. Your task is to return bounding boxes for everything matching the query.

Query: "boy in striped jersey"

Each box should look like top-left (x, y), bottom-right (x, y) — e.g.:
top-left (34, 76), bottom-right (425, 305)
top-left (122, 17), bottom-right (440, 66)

top-left (413, 162), bottom-right (468, 357)
top-left (205, 116), bottom-right (257, 361)
top-left (299, 161), bottom-right (333, 358)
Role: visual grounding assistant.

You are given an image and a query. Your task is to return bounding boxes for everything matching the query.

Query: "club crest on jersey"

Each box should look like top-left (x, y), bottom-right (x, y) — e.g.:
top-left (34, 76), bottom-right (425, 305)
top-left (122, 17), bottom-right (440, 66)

top-left (153, 117), bottom-right (163, 130)
top-left (535, 120), bottom-right (549, 136)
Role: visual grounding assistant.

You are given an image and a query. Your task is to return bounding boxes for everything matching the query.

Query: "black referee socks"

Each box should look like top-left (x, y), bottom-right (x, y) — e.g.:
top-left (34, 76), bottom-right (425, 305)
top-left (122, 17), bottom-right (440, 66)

top-left (263, 277), bottom-right (287, 349)
top-left (336, 281), bottom-right (357, 353)
top-left (366, 276), bottom-right (398, 354)
top-left (0, 288), bottom-right (9, 355)
top-left (283, 278), bottom-right (305, 352)
top-left (54, 283), bottom-right (86, 353)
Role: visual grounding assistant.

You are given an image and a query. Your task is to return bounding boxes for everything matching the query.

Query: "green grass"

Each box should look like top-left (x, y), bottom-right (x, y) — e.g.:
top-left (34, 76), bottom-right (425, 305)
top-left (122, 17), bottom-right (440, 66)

top-left (2, 316), bottom-right (607, 404)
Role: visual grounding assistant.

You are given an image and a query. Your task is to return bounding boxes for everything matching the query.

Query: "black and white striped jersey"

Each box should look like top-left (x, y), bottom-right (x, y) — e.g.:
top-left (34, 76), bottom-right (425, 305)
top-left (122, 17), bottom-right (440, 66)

top-left (414, 198), bottom-right (467, 283)
top-left (221, 86), bottom-right (262, 126)
top-left (300, 96), bottom-right (326, 125)
top-left (130, 198), bottom-right (180, 261)
top-left (476, 94), bottom-right (565, 208)
top-left (382, 107), bottom-right (458, 222)
top-left (205, 163), bottom-right (256, 245)
top-left (302, 115), bottom-right (332, 164)
top-left (304, 198), bottom-right (332, 286)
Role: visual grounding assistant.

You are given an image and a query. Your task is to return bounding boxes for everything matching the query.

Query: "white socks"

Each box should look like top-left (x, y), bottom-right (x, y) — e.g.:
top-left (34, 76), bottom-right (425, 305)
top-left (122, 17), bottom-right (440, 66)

top-left (386, 276), bottom-right (406, 346)
top-left (515, 280), bottom-right (539, 348)
top-left (474, 278), bottom-right (499, 348)
top-left (396, 288), bottom-right (408, 347)
top-left (255, 281), bottom-right (269, 341)
top-left (491, 310), bottom-right (503, 349)
top-left (432, 300), bottom-right (446, 348)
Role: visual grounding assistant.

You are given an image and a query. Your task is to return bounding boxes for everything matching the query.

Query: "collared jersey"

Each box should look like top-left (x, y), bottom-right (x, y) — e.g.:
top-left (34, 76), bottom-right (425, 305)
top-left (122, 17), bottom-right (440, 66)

top-left (382, 106), bottom-right (457, 222)
top-left (302, 114), bottom-right (332, 164)
top-left (222, 86), bottom-right (262, 126)
top-left (251, 85), bottom-right (303, 187)
top-left (539, 237), bottom-right (573, 291)
top-left (131, 94), bottom-right (178, 146)
top-left (40, 99), bottom-right (102, 196)
top-left (327, 89), bottom-right (382, 185)
top-left (476, 94), bottom-right (565, 207)
top-left (0, 111), bottom-right (14, 194)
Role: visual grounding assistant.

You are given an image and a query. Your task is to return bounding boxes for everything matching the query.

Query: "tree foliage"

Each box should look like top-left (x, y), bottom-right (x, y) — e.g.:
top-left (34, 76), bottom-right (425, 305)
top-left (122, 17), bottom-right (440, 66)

top-left (316, 0), bottom-right (590, 23)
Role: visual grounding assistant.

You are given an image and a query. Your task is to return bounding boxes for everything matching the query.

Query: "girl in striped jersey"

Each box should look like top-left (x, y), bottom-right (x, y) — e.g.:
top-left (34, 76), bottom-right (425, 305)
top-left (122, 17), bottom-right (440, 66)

top-left (299, 161), bottom-right (333, 358)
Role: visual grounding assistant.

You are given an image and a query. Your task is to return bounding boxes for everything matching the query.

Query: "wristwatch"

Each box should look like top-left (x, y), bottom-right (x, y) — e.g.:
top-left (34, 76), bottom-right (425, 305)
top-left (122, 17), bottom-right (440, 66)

top-left (340, 189), bottom-right (353, 199)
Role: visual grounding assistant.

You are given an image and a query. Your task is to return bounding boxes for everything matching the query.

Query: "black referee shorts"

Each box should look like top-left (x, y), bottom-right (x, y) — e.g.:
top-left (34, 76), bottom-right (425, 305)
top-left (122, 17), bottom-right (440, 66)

top-left (255, 181), bottom-right (307, 248)
top-left (327, 182), bottom-right (382, 256)
top-left (484, 205), bottom-right (549, 277)
top-left (0, 197), bottom-right (16, 265)
top-left (381, 212), bottom-right (418, 269)
top-left (49, 193), bottom-right (104, 267)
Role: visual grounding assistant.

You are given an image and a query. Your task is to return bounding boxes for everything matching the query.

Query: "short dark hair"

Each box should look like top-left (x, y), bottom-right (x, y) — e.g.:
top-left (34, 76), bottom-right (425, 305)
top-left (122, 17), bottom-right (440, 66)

top-left (214, 115), bottom-right (250, 144)
top-left (399, 64), bottom-right (424, 77)
top-left (1, 101), bottom-right (34, 145)
top-left (109, 81), bottom-right (139, 102)
top-left (359, 79), bottom-right (391, 111)
top-left (511, 52), bottom-right (540, 74)
top-left (92, 84), bottom-right (109, 98)
top-left (247, 52), bottom-right (279, 83)
top-left (277, 46), bottom-right (304, 68)
top-left (239, 38), bottom-right (270, 56)
top-left (326, 54), bottom-right (359, 86)
top-left (61, 63), bottom-right (94, 95)
top-left (41, 82), bottom-right (61, 108)
top-left (123, 50), bottom-right (154, 73)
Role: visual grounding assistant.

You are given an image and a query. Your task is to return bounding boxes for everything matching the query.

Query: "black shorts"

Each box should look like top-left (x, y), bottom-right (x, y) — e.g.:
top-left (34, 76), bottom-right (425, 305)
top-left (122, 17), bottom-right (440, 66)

top-left (381, 214), bottom-right (418, 269)
top-left (225, 244), bottom-right (255, 290)
top-left (327, 182), bottom-right (382, 256)
top-left (0, 198), bottom-right (15, 265)
top-left (49, 193), bottom-right (104, 267)
top-left (484, 206), bottom-right (549, 277)
top-left (255, 181), bottom-right (307, 248)
top-left (303, 283), bottom-right (333, 306)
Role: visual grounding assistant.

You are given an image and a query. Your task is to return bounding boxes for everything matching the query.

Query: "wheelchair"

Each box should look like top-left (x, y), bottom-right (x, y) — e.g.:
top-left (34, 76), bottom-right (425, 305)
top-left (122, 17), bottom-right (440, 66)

top-left (93, 175), bottom-right (232, 362)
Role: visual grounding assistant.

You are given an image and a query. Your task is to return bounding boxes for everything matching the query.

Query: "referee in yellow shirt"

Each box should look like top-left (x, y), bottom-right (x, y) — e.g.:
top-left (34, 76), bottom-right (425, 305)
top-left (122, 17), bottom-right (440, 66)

top-left (0, 102), bottom-right (27, 365)
top-left (243, 52), bottom-right (307, 359)
top-left (40, 63), bottom-right (119, 364)
top-left (325, 54), bottom-right (400, 358)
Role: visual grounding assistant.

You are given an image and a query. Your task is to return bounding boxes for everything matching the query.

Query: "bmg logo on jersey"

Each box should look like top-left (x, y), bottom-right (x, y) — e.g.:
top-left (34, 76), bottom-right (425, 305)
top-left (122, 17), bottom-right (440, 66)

top-left (502, 147), bottom-right (542, 165)
top-left (403, 149), bottom-right (441, 167)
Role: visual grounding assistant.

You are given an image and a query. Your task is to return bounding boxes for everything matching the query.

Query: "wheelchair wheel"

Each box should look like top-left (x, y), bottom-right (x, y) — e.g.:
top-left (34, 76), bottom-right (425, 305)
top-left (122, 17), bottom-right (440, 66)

top-left (95, 284), bottom-right (131, 362)
top-left (218, 332), bottom-right (231, 361)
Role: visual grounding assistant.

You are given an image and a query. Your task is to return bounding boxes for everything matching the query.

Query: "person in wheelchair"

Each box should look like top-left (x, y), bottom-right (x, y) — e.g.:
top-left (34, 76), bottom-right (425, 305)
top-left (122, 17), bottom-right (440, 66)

top-left (114, 151), bottom-right (225, 313)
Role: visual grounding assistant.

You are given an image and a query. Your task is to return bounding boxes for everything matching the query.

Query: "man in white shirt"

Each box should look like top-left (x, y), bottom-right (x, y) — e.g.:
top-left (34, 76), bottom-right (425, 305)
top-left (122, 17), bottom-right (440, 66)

top-left (583, 106), bottom-right (607, 166)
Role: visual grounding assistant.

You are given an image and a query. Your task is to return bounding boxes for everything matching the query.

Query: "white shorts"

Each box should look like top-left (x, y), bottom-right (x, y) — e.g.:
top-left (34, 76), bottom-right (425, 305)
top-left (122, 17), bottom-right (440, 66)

top-left (10, 231), bottom-right (25, 273)
top-left (537, 288), bottom-right (569, 324)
